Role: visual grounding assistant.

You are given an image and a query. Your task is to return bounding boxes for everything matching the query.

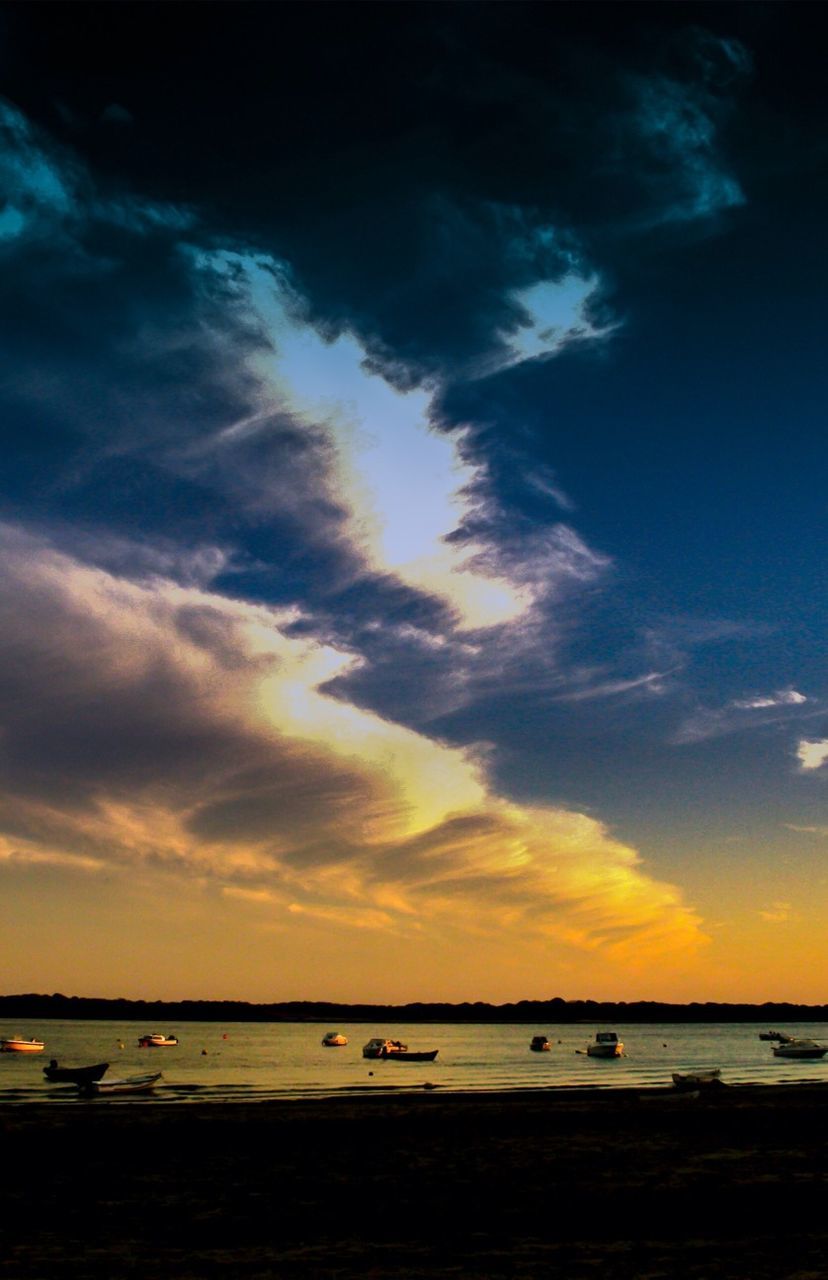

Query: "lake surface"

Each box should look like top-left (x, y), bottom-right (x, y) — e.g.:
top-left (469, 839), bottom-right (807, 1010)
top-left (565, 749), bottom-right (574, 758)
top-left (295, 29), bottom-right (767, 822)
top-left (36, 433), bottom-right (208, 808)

top-left (2, 1019), bottom-right (828, 1103)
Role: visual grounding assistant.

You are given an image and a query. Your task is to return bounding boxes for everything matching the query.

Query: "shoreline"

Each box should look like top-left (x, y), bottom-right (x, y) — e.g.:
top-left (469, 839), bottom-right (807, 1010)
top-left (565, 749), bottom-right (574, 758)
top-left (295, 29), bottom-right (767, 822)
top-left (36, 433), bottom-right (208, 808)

top-left (4, 1081), bottom-right (828, 1276)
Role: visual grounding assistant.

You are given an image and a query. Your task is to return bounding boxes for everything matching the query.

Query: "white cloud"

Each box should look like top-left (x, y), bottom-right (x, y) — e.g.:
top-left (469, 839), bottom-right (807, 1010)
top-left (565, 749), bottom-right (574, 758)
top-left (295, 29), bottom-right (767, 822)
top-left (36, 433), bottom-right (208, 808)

top-left (675, 687), bottom-right (813, 744)
top-left (185, 249), bottom-right (612, 632)
top-left (733, 689), bottom-right (807, 710)
top-left (796, 740), bottom-right (828, 773)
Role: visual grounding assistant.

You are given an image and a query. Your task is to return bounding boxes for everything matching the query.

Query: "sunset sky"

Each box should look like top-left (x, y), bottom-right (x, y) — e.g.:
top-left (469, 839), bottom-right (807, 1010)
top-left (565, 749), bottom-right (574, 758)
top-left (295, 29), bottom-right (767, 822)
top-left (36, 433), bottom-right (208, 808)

top-left (1, 2), bottom-right (826, 1004)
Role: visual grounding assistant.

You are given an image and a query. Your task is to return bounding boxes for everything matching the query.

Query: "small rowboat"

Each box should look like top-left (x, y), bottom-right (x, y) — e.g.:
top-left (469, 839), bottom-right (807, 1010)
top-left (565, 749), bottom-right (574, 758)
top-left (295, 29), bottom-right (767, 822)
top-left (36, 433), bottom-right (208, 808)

top-left (138, 1033), bottom-right (178, 1048)
top-left (672, 1069), bottom-right (723, 1091)
top-left (0, 1037), bottom-right (45, 1053)
top-left (44, 1060), bottom-right (109, 1084)
top-left (81, 1071), bottom-right (163, 1096)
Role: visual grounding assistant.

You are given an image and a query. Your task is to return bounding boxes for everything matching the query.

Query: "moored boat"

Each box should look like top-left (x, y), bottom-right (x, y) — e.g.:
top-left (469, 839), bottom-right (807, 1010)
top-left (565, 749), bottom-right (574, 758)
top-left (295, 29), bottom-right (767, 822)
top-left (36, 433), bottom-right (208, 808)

top-left (759, 1030), bottom-right (792, 1042)
top-left (362, 1038), bottom-right (438, 1062)
top-left (672, 1069), bottom-right (723, 1091)
top-left (138, 1033), bottom-right (178, 1048)
top-left (586, 1031), bottom-right (623, 1058)
top-left (322, 1031), bottom-right (348, 1047)
top-left (44, 1060), bottom-right (109, 1084)
top-left (81, 1071), bottom-right (163, 1095)
top-left (0, 1036), bottom-right (45, 1053)
top-left (772, 1039), bottom-right (828, 1059)
top-left (530, 1035), bottom-right (551, 1052)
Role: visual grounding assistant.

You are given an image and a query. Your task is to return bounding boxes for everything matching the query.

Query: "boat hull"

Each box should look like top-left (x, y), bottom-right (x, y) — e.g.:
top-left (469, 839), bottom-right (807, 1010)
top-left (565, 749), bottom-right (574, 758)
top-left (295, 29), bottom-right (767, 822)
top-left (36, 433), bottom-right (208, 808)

top-left (672, 1070), bottom-right (723, 1090)
top-left (82, 1072), bottom-right (163, 1095)
top-left (0, 1039), bottom-right (44, 1053)
top-left (44, 1062), bottom-right (109, 1084)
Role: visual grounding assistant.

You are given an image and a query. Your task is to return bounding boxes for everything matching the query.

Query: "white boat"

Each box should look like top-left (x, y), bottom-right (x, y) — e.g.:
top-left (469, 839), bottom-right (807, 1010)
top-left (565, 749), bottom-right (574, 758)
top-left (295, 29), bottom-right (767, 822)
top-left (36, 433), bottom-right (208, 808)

top-left (362, 1038), bottom-right (439, 1062)
top-left (137, 1033), bottom-right (178, 1048)
top-left (672, 1069), bottom-right (723, 1090)
top-left (322, 1031), bottom-right (348, 1047)
top-left (363, 1037), bottom-right (408, 1059)
top-left (0, 1036), bottom-right (45, 1053)
top-left (586, 1031), bottom-right (623, 1058)
top-left (772, 1039), bottom-right (828, 1059)
top-left (82, 1071), bottom-right (163, 1095)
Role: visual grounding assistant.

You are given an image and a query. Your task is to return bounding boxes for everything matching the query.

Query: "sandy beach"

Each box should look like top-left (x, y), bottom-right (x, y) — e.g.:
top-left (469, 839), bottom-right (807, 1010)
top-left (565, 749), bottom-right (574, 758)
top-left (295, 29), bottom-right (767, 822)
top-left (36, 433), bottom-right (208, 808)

top-left (3, 1083), bottom-right (828, 1277)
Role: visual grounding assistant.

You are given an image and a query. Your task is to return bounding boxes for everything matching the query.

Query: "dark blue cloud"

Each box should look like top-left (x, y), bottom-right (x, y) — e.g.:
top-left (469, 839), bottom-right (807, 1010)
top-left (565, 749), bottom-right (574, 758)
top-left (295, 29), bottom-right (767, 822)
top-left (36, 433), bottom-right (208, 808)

top-left (1, 0), bottom-right (826, 863)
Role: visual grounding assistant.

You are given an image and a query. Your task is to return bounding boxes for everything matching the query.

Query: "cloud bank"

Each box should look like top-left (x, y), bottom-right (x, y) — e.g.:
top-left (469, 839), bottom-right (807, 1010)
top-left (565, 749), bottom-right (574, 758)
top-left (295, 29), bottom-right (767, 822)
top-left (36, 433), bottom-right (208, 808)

top-left (0, 524), bottom-right (705, 974)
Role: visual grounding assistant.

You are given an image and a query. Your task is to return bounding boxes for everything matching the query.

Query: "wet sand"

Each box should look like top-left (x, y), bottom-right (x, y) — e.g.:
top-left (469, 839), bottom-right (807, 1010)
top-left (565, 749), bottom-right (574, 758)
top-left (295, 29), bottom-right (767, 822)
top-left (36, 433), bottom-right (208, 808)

top-left (3, 1083), bottom-right (828, 1277)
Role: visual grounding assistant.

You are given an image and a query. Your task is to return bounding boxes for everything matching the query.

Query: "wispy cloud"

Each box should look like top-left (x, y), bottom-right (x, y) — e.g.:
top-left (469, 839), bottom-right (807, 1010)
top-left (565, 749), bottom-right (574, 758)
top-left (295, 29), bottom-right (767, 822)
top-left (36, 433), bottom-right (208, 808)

top-left (674, 689), bottom-right (812, 745)
top-left (758, 901), bottom-right (792, 924)
top-left (617, 31), bottom-right (751, 229)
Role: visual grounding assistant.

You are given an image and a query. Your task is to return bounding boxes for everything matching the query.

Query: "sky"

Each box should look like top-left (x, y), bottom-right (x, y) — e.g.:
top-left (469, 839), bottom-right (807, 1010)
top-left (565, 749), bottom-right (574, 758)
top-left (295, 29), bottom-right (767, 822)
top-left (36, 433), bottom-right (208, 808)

top-left (0, 2), bottom-right (826, 1004)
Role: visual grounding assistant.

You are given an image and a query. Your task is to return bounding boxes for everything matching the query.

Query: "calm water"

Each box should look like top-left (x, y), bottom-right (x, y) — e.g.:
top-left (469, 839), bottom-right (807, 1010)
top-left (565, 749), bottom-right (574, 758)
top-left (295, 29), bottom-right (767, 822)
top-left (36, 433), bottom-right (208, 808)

top-left (2, 1019), bottom-right (828, 1103)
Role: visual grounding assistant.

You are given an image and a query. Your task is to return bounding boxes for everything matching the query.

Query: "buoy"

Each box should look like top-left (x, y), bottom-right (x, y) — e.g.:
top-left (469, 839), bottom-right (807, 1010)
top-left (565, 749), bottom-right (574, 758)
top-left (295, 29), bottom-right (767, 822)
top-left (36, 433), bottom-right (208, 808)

top-left (201, 1049), bottom-right (208, 1056)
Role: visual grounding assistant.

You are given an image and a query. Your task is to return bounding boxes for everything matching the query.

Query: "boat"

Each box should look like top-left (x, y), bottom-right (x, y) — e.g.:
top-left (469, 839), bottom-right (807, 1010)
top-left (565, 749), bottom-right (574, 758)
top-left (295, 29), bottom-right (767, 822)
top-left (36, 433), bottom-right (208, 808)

top-left (772, 1039), bottom-right (828, 1059)
top-left (759, 1030), bottom-right (793, 1042)
top-left (362, 1038), bottom-right (438, 1062)
top-left (530, 1035), bottom-right (551, 1052)
top-left (81, 1071), bottom-right (163, 1095)
top-left (322, 1031), bottom-right (348, 1047)
top-left (586, 1031), bottom-right (623, 1058)
top-left (0, 1036), bottom-right (45, 1053)
top-left (137, 1033), bottom-right (178, 1048)
top-left (43, 1060), bottom-right (109, 1084)
top-left (672, 1069), bottom-right (724, 1091)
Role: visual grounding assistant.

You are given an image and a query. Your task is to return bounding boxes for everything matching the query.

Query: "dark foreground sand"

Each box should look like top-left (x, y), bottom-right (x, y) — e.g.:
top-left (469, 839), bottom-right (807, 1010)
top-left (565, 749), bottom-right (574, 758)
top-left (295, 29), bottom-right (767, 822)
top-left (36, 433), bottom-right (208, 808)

top-left (3, 1083), bottom-right (828, 1278)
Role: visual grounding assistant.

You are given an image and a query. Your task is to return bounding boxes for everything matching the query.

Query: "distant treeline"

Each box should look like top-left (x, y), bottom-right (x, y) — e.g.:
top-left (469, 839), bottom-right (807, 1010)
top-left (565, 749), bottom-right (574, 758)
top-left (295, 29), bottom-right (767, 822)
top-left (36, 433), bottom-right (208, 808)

top-left (1, 993), bottom-right (826, 1024)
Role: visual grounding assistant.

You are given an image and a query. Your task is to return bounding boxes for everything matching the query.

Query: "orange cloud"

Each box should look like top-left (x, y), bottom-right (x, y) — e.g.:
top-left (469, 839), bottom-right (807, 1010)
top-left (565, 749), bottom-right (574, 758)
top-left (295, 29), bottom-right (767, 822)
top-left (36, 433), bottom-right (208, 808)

top-left (0, 523), bottom-right (707, 992)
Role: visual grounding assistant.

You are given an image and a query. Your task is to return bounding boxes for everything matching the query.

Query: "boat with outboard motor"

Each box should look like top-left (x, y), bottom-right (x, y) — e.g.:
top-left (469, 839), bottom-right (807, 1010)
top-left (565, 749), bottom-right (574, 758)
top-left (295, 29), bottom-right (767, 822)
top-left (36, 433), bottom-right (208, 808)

top-left (530, 1035), bottom-right (551, 1052)
top-left (586, 1031), bottom-right (624, 1058)
top-left (772, 1039), bottom-right (828, 1059)
top-left (138, 1033), bottom-right (178, 1048)
top-left (362, 1038), bottom-right (438, 1062)
top-left (0, 1036), bottom-right (44, 1053)
top-left (322, 1031), bottom-right (348, 1047)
